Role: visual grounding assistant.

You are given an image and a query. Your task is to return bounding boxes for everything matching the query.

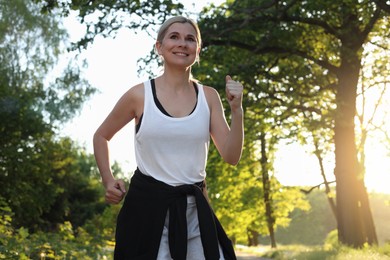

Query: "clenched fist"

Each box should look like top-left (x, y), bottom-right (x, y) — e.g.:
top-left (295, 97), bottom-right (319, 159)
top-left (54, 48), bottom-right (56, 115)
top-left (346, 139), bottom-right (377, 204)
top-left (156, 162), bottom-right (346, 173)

top-left (225, 75), bottom-right (243, 110)
top-left (104, 179), bottom-right (126, 204)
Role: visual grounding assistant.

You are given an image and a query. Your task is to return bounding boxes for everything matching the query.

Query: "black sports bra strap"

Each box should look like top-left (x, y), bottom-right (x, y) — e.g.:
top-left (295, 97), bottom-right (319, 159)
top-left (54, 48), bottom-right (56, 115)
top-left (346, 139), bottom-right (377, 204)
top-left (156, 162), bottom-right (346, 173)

top-left (135, 79), bottom-right (199, 133)
top-left (151, 79), bottom-right (172, 117)
top-left (151, 78), bottom-right (198, 117)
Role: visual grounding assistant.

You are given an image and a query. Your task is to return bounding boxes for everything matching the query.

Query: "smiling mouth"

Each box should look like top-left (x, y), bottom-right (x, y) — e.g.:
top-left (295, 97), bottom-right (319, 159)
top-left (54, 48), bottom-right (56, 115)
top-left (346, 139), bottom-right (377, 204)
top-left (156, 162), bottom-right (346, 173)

top-left (173, 52), bottom-right (189, 56)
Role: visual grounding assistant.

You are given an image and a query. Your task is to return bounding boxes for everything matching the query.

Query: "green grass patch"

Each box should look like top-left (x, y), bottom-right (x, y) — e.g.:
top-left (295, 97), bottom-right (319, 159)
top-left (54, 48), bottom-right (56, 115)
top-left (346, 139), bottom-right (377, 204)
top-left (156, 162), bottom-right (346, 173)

top-left (236, 244), bottom-right (390, 259)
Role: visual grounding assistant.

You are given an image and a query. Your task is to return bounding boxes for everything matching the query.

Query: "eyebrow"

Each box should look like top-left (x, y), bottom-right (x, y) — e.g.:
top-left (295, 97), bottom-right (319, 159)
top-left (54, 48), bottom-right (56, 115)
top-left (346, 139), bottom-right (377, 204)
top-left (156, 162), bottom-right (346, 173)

top-left (168, 31), bottom-right (196, 38)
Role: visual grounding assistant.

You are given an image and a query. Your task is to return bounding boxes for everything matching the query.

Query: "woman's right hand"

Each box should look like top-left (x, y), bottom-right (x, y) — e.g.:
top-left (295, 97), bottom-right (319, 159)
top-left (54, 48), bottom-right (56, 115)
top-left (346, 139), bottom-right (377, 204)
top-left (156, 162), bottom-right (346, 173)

top-left (104, 179), bottom-right (127, 204)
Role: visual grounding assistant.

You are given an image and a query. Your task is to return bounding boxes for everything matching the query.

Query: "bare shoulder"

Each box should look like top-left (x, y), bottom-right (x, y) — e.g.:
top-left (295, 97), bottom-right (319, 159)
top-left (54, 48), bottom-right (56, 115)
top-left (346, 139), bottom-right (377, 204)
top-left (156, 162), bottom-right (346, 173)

top-left (200, 85), bottom-right (223, 117)
top-left (118, 82), bottom-right (144, 107)
top-left (202, 85), bottom-right (221, 102)
top-left (202, 85), bottom-right (222, 109)
top-left (110, 82), bottom-right (144, 122)
top-left (124, 82), bottom-right (144, 100)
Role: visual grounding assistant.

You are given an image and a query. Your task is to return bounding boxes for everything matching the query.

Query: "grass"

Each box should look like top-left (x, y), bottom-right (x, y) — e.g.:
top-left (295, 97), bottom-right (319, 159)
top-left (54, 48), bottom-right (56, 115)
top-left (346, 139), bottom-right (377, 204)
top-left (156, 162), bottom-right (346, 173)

top-left (235, 244), bottom-right (390, 259)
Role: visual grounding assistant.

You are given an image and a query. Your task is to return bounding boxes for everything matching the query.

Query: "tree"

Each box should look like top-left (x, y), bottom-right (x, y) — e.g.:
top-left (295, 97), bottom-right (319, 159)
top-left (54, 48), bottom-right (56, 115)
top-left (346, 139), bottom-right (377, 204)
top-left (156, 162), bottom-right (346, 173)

top-left (192, 9), bottom-right (324, 246)
top-left (198, 0), bottom-right (390, 247)
top-left (0, 0), bottom-right (95, 230)
top-left (193, 52), bottom-right (310, 246)
top-left (34, 0), bottom-right (186, 50)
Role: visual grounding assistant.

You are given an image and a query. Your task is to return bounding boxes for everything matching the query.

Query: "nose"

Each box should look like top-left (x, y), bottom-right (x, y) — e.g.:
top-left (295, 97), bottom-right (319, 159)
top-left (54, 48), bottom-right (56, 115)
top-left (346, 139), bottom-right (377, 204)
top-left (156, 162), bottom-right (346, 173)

top-left (178, 38), bottom-right (187, 47)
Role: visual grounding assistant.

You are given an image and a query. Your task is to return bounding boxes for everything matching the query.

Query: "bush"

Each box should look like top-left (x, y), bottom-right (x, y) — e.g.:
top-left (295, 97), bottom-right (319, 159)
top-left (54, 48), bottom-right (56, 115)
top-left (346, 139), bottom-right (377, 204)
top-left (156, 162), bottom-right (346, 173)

top-left (324, 229), bottom-right (339, 250)
top-left (0, 200), bottom-right (115, 260)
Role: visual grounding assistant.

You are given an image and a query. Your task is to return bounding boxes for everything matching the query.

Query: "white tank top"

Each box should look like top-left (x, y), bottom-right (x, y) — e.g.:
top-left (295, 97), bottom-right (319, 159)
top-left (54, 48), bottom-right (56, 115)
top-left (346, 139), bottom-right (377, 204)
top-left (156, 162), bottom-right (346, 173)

top-left (134, 80), bottom-right (210, 186)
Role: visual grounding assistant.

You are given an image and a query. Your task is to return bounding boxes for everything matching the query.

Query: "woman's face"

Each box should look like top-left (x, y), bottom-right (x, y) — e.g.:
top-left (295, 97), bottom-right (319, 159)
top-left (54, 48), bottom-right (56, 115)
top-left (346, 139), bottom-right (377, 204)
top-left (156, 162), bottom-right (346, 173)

top-left (156, 22), bottom-right (200, 68)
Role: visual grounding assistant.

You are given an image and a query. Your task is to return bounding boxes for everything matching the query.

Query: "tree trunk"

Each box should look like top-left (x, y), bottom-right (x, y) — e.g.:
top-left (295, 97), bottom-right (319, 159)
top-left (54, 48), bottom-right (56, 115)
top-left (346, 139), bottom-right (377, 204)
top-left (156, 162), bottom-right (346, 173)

top-left (247, 229), bottom-right (259, 246)
top-left (313, 138), bottom-right (337, 219)
top-left (357, 177), bottom-right (378, 245)
top-left (260, 132), bottom-right (277, 248)
top-left (334, 53), bottom-right (377, 247)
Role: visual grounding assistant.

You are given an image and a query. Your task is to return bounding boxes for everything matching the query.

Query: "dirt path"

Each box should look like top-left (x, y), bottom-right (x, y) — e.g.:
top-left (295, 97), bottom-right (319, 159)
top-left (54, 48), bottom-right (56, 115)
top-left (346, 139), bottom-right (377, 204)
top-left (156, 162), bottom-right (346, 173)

top-left (236, 251), bottom-right (270, 260)
top-left (237, 256), bottom-right (265, 260)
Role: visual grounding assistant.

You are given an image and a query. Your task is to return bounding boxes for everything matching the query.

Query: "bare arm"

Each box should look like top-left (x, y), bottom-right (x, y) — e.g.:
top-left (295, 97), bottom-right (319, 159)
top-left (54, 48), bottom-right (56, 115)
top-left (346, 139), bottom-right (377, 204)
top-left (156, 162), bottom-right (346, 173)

top-left (93, 83), bottom-right (143, 204)
top-left (207, 75), bottom-right (244, 165)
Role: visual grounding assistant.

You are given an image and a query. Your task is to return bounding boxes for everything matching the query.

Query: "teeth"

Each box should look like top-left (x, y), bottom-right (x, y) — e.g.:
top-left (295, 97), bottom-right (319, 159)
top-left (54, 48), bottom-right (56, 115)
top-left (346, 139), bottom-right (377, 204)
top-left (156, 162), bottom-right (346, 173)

top-left (174, 52), bottom-right (187, 56)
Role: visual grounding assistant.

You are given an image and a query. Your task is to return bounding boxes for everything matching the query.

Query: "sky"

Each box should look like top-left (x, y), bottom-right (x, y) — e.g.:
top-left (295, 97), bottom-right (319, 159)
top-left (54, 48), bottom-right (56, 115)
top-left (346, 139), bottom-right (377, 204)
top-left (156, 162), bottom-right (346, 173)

top-left (60, 0), bottom-right (390, 194)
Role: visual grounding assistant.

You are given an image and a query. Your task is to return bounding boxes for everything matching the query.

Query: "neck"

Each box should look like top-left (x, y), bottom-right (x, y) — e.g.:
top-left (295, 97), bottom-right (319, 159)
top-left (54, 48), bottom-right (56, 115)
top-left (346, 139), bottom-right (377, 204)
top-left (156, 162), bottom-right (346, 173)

top-left (159, 67), bottom-right (192, 90)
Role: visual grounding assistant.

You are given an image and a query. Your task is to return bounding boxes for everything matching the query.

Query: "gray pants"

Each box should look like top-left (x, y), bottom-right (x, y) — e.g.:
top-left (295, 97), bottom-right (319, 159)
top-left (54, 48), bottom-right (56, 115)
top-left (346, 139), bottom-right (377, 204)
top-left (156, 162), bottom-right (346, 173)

top-left (157, 196), bottom-right (225, 260)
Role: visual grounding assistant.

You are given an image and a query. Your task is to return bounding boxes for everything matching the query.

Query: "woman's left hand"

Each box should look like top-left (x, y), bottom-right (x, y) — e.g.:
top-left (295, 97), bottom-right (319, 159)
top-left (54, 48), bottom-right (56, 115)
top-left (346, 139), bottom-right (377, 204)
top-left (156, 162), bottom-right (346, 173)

top-left (225, 75), bottom-right (243, 111)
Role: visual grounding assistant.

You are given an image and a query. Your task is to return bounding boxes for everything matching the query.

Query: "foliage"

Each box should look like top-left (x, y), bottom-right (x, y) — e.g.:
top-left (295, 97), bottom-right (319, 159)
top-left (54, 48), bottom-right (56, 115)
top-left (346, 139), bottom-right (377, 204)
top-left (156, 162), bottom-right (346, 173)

top-left (370, 193), bottom-right (390, 245)
top-left (193, 45), bottom-right (313, 244)
top-left (324, 229), bottom-right (340, 251)
top-left (205, 118), bottom-right (310, 245)
top-left (0, 134), bottom-right (107, 230)
top-left (25, 0), bottom-right (337, 248)
top-left (0, 0), bottom-right (99, 231)
top-left (276, 189), bottom-right (337, 245)
top-left (2, 0), bottom-right (389, 258)
top-left (194, 3), bottom-right (317, 246)
top-left (0, 0), bottom-right (94, 126)
top-left (0, 201), bottom-right (115, 259)
top-left (196, 0), bottom-right (390, 247)
top-left (356, 24), bottom-right (390, 173)
top-left (257, 191), bottom-right (390, 247)
top-left (33, 0), bottom-right (186, 50)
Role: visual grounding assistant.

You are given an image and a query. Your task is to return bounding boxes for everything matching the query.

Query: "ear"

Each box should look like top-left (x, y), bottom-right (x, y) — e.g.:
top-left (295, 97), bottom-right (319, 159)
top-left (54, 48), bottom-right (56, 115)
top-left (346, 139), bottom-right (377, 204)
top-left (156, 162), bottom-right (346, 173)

top-left (155, 41), bottom-right (162, 55)
top-left (194, 47), bottom-right (200, 62)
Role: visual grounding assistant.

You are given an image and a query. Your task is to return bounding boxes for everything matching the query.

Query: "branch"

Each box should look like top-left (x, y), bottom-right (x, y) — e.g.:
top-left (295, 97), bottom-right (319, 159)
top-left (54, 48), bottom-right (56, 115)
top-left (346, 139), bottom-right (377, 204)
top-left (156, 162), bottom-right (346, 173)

top-left (236, 0), bottom-right (324, 29)
top-left (374, 0), bottom-right (390, 13)
top-left (264, 92), bottom-right (323, 115)
top-left (300, 181), bottom-right (336, 194)
top-left (204, 39), bottom-right (339, 74)
top-left (361, 8), bottom-right (382, 42)
top-left (236, 3), bottom-right (339, 37)
top-left (279, 15), bottom-right (339, 36)
top-left (236, 0), bottom-right (300, 15)
top-left (369, 40), bottom-right (390, 50)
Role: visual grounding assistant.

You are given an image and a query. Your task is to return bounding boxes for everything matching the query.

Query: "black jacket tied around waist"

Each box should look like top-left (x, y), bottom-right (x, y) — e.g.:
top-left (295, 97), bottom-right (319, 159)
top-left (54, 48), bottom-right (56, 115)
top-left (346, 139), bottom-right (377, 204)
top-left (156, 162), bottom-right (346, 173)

top-left (114, 169), bottom-right (236, 260)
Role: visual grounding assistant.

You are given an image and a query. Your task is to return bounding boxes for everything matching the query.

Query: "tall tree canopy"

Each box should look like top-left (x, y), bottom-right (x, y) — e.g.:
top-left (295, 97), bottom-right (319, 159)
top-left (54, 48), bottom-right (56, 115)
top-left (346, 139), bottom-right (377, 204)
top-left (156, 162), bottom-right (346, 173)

top-left (0, 0), bottom-right (97, 229)
top-left (197, 0), bottom-right (390, 247)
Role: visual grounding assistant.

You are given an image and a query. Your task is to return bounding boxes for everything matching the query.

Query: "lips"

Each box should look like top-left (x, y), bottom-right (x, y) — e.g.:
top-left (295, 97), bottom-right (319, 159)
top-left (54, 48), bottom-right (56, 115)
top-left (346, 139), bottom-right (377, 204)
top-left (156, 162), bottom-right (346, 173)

top-left (173, 52), bottom-right (189, 56)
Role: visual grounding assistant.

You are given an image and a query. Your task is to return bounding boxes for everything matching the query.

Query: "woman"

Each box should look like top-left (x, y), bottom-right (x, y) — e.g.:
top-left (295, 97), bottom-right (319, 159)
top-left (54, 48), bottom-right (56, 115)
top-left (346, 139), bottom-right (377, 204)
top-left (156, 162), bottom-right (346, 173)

top-left (93, 16), bottom-right (244, 260)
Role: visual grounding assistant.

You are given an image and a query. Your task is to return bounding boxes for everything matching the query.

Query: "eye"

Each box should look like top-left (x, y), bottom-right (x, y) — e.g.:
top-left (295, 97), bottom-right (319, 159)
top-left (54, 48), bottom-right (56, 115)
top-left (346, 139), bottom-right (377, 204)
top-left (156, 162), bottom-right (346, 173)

top-left (170, 35), bottom-right (178, 39)
top-left (186, 37), bottom-right (196, 42)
